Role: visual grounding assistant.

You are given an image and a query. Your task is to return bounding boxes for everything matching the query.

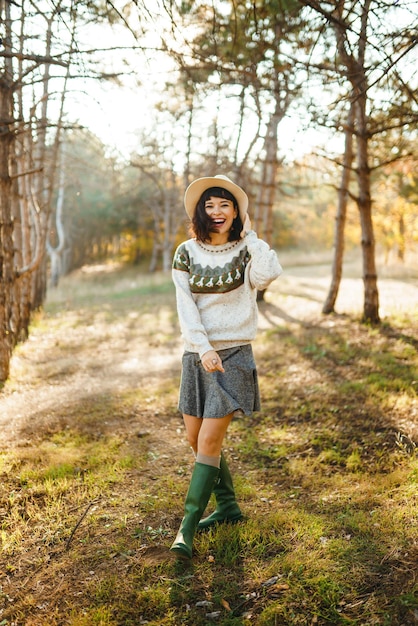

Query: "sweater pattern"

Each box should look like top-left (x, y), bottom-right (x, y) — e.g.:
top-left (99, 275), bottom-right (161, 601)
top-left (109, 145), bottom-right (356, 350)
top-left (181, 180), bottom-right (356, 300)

top-left (173, 243), bottom-right (250, 294)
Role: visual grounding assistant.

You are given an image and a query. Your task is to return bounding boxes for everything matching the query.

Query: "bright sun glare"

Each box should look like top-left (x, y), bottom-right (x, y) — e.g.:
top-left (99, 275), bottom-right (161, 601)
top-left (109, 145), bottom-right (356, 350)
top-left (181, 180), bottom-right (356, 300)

top-left (68, 4), bottom-right (341, 163)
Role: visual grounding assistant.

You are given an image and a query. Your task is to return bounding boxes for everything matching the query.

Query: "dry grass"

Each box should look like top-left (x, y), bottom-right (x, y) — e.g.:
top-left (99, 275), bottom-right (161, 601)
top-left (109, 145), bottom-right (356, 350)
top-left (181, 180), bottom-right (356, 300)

top-left (0, 255), bottom-right (417, 625)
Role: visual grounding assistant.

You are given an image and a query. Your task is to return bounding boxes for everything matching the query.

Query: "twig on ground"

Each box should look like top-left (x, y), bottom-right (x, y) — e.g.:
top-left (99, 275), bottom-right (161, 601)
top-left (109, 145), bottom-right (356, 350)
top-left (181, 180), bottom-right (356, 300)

top-left (65, 499), bottom-right (100, 551)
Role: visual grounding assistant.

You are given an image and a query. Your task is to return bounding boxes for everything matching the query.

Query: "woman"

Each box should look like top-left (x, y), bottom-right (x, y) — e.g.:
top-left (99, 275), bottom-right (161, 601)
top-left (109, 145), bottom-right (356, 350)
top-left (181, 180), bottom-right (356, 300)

top-left (170, 174), bottom-right (282, 559)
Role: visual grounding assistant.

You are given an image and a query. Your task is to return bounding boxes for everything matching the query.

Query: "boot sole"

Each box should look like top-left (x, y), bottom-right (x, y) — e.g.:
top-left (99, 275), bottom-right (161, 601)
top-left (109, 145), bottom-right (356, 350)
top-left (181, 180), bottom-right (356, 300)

top-left (169, 545), bottom-right (192, 560)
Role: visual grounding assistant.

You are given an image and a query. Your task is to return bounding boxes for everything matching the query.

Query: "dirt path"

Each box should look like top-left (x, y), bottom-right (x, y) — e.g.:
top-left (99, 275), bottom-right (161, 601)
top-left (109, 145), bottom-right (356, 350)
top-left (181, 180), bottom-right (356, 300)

top-left (0, 308), bottom-right (182, 445)
top-left (1, 258), bottom-right (417, 449)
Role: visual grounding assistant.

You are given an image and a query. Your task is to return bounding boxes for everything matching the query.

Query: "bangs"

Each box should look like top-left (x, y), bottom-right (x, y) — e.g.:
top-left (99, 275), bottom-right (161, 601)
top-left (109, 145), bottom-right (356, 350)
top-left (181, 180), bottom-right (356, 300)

top-left (201, 187), bottom-right (237, 205)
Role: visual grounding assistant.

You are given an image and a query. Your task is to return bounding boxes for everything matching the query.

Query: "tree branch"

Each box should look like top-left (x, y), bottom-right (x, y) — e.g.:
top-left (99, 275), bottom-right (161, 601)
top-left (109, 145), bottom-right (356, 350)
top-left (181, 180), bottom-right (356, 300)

top-left (0, 52), bottom-right (68, 68)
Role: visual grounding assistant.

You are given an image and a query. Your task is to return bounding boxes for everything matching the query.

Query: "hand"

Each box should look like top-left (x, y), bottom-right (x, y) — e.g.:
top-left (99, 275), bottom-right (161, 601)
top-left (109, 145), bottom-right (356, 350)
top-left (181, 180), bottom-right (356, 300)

top-left (240, 213), bottom-right (252, 238)
top-left (201, 350), bottom-right (225, 373)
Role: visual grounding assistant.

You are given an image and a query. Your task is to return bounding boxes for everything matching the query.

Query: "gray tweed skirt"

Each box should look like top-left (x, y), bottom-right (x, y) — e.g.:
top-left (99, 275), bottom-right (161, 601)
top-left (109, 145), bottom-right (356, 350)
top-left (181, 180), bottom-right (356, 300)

top-left (178, 344), bottom-right (261, 419)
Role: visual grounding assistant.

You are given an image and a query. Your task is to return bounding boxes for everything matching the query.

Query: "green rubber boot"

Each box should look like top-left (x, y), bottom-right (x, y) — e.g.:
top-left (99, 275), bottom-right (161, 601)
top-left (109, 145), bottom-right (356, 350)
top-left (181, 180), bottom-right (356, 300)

top-left (198, 452), bottom-right (244, 530)
top-left (170, 462), bottom-right (219, 559)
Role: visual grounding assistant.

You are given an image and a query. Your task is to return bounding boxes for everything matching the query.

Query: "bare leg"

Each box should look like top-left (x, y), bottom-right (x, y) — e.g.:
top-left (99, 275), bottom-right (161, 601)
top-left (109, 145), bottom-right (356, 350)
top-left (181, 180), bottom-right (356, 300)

top-left (183, 413), bottom-right (234, 457)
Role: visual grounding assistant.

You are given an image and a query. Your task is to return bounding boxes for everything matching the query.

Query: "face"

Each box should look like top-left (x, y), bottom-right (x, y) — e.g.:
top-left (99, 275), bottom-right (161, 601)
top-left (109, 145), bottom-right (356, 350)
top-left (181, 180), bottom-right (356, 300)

top-left (204, 196), bottom-right (238, 243)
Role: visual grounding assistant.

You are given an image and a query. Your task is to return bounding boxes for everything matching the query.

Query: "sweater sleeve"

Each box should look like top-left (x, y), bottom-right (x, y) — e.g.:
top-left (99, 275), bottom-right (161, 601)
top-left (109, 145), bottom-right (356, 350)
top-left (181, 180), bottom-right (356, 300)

top-left (172, 268), bottom-right (214, 358)
top-left (244, 230), bottom-right (283, 290)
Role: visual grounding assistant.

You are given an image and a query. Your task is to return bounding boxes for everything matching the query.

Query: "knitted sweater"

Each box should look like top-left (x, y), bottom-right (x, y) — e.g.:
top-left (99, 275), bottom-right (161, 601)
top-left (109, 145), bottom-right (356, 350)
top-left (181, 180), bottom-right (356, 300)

top-left (172, 231), bottom-right (282, 358)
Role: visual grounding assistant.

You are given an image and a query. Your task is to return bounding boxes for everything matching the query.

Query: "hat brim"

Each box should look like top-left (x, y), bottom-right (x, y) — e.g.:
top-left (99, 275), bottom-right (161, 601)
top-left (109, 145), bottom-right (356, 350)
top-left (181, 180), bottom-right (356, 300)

top-left (184, 176), bottom-right (248, 222)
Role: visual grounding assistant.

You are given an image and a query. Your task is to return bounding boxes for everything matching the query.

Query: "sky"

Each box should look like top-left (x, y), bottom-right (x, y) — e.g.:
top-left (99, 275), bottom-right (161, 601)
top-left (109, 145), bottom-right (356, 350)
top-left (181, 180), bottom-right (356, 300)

top-left (63, 1), bottom-right (418, 165)
top-left (65, 8), bottom-right (173, 159)
top-left (20, 0), bottom-right (418, 166)
top-left (63, 4), bottom-right (328, 164)
top-left (70, 64), bottom-right (329, 164)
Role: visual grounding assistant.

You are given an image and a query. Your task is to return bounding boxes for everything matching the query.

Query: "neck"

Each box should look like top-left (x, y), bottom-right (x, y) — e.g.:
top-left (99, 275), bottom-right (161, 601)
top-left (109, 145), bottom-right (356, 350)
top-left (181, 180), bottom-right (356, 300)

top-left (208, 233), bottom-right (229, 245)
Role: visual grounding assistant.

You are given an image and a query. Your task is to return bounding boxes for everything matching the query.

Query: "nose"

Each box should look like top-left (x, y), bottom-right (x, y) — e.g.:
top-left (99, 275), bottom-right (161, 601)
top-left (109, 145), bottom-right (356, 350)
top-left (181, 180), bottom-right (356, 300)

top-left (211, 202), bottom-right (222, 214)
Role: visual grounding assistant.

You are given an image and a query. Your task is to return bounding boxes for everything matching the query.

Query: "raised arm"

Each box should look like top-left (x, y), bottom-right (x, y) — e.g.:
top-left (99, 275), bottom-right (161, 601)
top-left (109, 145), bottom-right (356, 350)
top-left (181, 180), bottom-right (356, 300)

top-left (244, 230), bottom-right (282, 291)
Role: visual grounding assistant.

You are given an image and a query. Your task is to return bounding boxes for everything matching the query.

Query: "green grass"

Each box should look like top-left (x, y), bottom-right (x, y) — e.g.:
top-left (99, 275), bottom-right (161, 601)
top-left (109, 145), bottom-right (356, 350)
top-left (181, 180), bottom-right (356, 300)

top-left (0, 264), bottom-right (417, 625)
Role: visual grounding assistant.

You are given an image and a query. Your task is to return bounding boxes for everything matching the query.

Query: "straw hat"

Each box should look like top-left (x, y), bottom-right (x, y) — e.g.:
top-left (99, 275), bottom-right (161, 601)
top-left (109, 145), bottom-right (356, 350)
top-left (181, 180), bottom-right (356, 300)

top-left (184, 175), bottom-right (248, 222)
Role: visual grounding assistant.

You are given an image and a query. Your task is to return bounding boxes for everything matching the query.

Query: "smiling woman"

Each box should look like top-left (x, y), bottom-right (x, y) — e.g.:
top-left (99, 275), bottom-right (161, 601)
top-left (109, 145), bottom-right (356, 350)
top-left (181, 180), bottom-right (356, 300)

top-left (169, 174), bottom-right (282, 560)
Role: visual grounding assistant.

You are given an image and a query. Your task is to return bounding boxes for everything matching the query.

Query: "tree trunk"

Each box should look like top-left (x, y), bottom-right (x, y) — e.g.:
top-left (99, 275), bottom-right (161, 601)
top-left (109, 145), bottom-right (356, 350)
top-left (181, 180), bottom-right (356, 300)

top-left (332, 0), bottom-right (380, 323)
top-left (0, 3), bottom-right (16, 383)
top-left (162, 193), bottom-right (172, 272)
top-left (353, 0), bottom-right (379, 324)
top-left (257, 113), bottom-right (278, 246)
top-left (149, 237), bottom-right (160, 273)
top-left (47, 138), bottom-right (67, 287)
top-left (0, 108), bottom-right (14, 382)
top-left (356, 114), bottom-right (380, 323)
top-left (322, 101), bottom-right (355, 314)
top-left (256, 111), bottom-right (278, 302)
top-left (255, 69), bottom-right (286, 301)
top-left (398, 213), bottom-right (405, 262)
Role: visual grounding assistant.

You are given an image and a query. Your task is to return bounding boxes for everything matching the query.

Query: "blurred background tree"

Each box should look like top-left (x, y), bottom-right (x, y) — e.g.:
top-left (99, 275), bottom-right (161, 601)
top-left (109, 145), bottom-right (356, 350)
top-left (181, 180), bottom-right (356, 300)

top-left (0, 0), bottom-right (417, 382)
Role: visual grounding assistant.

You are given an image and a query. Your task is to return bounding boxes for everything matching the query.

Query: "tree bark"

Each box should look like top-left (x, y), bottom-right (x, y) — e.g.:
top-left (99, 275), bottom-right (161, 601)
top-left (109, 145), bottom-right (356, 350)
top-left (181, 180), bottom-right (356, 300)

top-left (0, 102), bottom-right (14, 381)
top-left (353, 0), bottom-right (379, 323)
top-left (333, 0), bottom-right (380, 323)
top-left (398, 214), bottom-right (405, 262)
top-left (47, 138), bottom-right (67, 287)
top-left (355, 91), bottom-right (379, 323)
top-left (322, 100), bottom-right (355, 314)
top-left (0, 2), bottom-right (15, 382)
top-left (255, 107), bottom-right (280, 302)
top-left (255, 21), bottom-right (289, 301)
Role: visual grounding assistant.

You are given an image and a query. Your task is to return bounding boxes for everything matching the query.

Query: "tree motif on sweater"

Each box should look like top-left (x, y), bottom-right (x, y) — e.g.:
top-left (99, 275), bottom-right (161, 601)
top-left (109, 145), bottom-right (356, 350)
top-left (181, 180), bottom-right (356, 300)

top-left (173, 244), bottom-right (250, 294)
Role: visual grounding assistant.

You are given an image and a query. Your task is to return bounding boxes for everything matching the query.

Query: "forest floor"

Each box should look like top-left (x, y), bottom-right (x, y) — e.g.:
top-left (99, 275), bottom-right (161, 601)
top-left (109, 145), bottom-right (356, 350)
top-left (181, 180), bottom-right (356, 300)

top-left (0, 250), bottom-right (417, 626)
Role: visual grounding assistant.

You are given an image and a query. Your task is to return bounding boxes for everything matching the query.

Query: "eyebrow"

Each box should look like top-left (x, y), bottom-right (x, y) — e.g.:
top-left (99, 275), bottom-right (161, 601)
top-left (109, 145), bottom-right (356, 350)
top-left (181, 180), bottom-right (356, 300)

top-left (205, 198), bottom-right (232, 204)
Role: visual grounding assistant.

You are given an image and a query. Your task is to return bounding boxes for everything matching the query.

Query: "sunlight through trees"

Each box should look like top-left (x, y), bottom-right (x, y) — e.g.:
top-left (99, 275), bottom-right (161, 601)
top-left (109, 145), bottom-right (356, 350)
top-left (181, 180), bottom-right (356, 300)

top-left (0, 0), bottom-right (417, 381)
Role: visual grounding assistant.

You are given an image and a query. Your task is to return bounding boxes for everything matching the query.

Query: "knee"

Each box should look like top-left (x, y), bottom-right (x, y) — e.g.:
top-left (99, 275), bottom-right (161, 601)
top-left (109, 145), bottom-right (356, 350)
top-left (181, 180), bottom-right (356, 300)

top-left (197, 431), bottom-right (222, 456)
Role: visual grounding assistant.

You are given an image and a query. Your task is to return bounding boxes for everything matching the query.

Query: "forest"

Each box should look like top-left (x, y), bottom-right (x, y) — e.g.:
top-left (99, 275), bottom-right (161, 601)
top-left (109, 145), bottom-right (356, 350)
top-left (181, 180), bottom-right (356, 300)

top-left (0, 2), bottom-right (417, 625)
top-left (0, 0), bottom-right (417, 382)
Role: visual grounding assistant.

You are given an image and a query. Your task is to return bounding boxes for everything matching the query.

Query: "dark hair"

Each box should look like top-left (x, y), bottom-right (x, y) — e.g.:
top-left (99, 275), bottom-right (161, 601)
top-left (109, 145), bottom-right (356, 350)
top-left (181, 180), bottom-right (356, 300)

top-left (191, 187), bottom-right (243, 243)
